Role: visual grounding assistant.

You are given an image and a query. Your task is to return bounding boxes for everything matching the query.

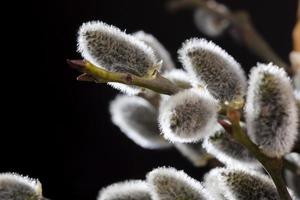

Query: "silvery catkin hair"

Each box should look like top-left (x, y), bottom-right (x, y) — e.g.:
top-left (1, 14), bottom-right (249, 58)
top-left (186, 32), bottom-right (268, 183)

top-left (159, 69), bottom-right (193, 110)
top-left (77, 21), bottom-right (158, 95)
top-left (146, 167), bottom-right (213, 200)
top-left (109, 95), bottom-right (171, 149)
top-left (78, 21), bottom-right (157, 77)
top-left (162, 69), bottom-right (193, 89)
top-left (133, 31), bottom-right (175, 73)
top-left (97, 180), bottom-right (152, 200)
top-left (204, 167), bottom-right (297, 200)
top-left (245, 63), bottom-right (298, 158)
top-left (174, 141), bottom-right (210, 167)
top-left (159, 88), bottom-right (218, 143)
top-left (178, 38), bottom-right (246, 102)
top-left (203, 124), bottom-right (260, 169)
top-left (0, 173), bottom-right (42, 200)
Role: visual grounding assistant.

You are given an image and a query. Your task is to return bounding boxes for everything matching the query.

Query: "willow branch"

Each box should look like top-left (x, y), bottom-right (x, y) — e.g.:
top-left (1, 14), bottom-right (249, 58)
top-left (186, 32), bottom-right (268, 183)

top-left (67, 60), bottom-right (181, 95)
top-left (226, 109), bottom-right (293, 200)
top-left (67, 59), bottom-right (244, 111)
top-left (167, 0), bottom-right (291, 74)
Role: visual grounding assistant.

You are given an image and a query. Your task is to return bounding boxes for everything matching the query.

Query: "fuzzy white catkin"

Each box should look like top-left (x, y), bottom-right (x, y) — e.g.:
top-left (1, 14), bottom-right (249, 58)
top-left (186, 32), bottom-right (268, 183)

top-left (160, 69), bottom-right (194, 103)
top-left (146, 167), bottom-right (213, 200)
top-left (98, 180), bottom-right (152, 200)
top-left (109, 95), bottom-right (171, 149)
top-left (203, 124), bottom-right (260, 169)
top-left (178, 38), bottom-right (247, 102)
top-left (245, 63), bottom-right (298, 158)
top-left (204, 167), bottom-right (297, 200)
top-left (174, 141), bottom-right (210, 167)
top-left (78, 21), bottom-right (157, 76)
top-left (107, 82), bottom-right (141, 96)
top-left (194, 4), bottom-right (229, 37)
top-left (162, 69), bottom-right (193, 89)
top-left (159, 88), bottom-right (218, 143)
top-left (0, 173), bottom-right (42, 200)
top-left (77, 21), bottom-right (158, 95)
top-left (133, 31), bottom-right (175, 73)
top-left (284, 153), bottom-right (300, 198)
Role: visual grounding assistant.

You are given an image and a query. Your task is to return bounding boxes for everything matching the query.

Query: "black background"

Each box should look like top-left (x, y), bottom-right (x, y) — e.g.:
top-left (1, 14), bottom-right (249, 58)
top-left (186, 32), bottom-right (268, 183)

top-left (2, 0), bottom-right (298, 199)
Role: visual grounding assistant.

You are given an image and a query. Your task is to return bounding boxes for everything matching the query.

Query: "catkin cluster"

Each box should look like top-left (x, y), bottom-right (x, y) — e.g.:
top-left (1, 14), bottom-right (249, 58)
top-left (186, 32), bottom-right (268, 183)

top-left (75, 21), bottom-right (300, 199)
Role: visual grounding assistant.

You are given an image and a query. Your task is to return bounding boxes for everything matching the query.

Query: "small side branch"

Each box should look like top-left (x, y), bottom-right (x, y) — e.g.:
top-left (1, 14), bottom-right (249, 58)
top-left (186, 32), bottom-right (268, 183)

top-left (167, 0), bottom-right (291, 74)
top-left (67, 60), bottom-right (181, 95)
top-left (67, 59), bottom-right (246, 111)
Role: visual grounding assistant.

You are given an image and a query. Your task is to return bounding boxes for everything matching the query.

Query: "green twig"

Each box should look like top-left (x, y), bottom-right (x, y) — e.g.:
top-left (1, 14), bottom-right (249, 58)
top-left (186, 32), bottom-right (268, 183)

top-left (67, 60), bottom-right (181, 95)
top-left (67, 60), bottom-right (246, 111)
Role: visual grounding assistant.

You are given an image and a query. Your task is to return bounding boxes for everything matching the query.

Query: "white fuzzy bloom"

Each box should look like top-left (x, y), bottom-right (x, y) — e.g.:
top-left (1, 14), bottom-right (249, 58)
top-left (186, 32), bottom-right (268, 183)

top-left (78, 21), bottom-right (157, 77)
top-left (162, 69), bottom-right (193, 89)
top-left (98, 180), bottom-right (151, 200)
top-left (203, 124), bottom-right (260, 169)
top-left (133, 31), bottom-right (175, 73)
top-left (204, 167), bottom-right (297, 200)
top-left (194, 4), bottom-right (229, 37)
top-left (78, 21), bottom-right (158, 95)
top-left (159, 88), bottom-right (219, 143)
top-left (284, 153), bottom-right (300, 198)
top-left (159, 69), bottom-right (194, 105)
top-left (146, 167), bottom-right (213, 200)
top-left (110, 95), bottom-right (171, 149)
top-left (107, 82), bottom-right (141, 96)
top-left (174, 141), bottom-right (210, 167)
top-left (245, 63), bottom-right (298, 158)
top-left (178, 38), bottom-right (246, 102)
top-left (0, 173), bottom-right (42, 200)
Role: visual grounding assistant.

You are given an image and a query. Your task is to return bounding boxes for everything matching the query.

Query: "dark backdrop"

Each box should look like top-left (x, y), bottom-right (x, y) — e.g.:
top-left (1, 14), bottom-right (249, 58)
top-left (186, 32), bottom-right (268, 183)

top-left (2, 0), bottom-right (298, 200)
